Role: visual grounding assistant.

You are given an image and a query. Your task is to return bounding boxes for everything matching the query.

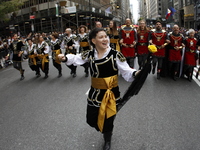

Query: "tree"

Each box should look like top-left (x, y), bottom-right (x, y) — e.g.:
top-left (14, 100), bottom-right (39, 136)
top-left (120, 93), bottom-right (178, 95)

top-left (0, 0), bottom-right (25, 21)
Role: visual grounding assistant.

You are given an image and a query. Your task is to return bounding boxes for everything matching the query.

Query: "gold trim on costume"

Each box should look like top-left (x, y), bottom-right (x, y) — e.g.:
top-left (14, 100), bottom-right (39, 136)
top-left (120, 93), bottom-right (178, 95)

top-left (91, 75), bottom-right (118, 132)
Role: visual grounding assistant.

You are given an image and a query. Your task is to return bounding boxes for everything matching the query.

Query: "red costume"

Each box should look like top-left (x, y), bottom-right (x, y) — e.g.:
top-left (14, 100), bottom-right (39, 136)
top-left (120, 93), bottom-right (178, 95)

top-left (184, 37), bottom-right (197, 66)
top-left (136, 30), bottom-right (150, 55)
top-left (151, 30), bottom-right (167, 57)
top-left (121, 26), bottom-right (136, 57)
top-left (168, 33), bottom-right (184, 62)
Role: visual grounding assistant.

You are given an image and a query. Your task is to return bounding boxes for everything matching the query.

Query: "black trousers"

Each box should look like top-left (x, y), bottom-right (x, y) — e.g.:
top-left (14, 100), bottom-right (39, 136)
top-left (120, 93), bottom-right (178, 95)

top-left (67, 64), bottom-right (77, 74)
top-left (81, 62), bottom-right (89, 74)
top-left (13, 61), bottom-right (23, 74)
top-left (137, 54), bottom-right (148, 69)
top-left (169, 61), bottom-right (180, 75)
top-left (37, 62), bottom-right (49, 75)
top-left (53, 60), bottom-right (62, 74)
top-left (86, 105), bottom-right (116, 133)
top-left (126, 57), bottom-right (135, 68)
top-left (152, 56), bottom-right (164, 71)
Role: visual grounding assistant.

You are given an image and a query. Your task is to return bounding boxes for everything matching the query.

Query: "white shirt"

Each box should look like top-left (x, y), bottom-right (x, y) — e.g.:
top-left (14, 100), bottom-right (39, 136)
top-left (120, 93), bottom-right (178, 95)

top-left (65, 47), bottom-right (136, 82)
top-left (38, 41), bottom-right (50, 54)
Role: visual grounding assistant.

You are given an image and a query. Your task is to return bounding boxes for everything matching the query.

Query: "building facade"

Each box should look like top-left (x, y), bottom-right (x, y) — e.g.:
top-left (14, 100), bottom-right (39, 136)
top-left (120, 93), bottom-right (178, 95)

top-left (0, 0), bottom-right (130, 36)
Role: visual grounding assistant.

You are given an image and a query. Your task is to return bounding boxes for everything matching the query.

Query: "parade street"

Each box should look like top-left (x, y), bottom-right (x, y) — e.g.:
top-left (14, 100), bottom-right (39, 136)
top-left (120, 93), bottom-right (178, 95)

top-left (0, 60), bottom-right (200, 150)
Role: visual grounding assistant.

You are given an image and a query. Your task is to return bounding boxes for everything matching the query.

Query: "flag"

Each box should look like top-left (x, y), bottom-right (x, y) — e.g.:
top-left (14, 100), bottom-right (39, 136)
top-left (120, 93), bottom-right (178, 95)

top-left (165, 7), bottom-right (176, 19)
top-left (105, 6), bottom-right (112, 14)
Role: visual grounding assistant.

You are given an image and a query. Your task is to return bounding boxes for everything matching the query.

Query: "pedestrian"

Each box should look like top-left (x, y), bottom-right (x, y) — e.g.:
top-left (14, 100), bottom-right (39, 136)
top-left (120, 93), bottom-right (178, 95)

top-left (26, 38), bottom-right (40, 77)
top-left (119, 18), bottom-right (137, 68)
top-left (106, 20), bottom-right (120, 51)
top-left (168, 25), bottom-right (185, 81)
top-left (50, 32), bottom-right (62, 78)
top-left (149, 20), bottom-right (169, 79)
top-left (9, 34), bottom-right (25, 80)
top-left (36, 35), bottom-right (50, 79)
top-left (62, 28), bottom-right (77, 77)
top-left (183, 29), bottom-right (199, 82)
top-left (77, 25), bottom-right (91, 77)
top-left (95, 21), bottom-right (102, 28)
top-left (136, 20), bottom-right (150, 69)
top-left (58, 28), bottom-right (139, 150)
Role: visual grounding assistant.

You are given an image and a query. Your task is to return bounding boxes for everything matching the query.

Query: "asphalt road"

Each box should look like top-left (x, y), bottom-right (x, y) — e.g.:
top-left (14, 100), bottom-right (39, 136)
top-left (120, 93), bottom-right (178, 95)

top-left (0, 60), bottom-right (200, 150)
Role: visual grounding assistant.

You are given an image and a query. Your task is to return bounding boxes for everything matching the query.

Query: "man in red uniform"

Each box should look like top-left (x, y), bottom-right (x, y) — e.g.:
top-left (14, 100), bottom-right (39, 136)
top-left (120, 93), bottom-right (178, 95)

top-left (149, 21), bottom-right (169, 79)
top-left (136, 20), bottom-right (150, 69)
top-left (183, 29), bottom-right (199, 81)
top-left (168, 25), bottom-right (185, 81)
top-left (119, 18), bottom-right (137, 68)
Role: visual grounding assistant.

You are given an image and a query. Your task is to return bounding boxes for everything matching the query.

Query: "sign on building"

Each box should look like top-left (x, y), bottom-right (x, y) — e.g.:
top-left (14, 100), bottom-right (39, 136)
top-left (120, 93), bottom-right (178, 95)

top-left (65, 6), bottom-right (77, 14)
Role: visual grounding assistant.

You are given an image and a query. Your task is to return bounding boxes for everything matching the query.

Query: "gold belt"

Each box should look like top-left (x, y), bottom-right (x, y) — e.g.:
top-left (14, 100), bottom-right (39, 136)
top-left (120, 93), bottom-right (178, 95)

top-left (37, 54), bottom-right (49, 71)
top-left (28, 54), bottom-right (37, 65)
top-left (80, 42), bottom-right (89, 47)
top-left (110, 39), bottom-right (118, 44)
top-left (91, 75), bottom-right (118, 132)
top-left (52, 49), bottom-right (61, 64)
top-left (190, 49), bottom-right (195, 53)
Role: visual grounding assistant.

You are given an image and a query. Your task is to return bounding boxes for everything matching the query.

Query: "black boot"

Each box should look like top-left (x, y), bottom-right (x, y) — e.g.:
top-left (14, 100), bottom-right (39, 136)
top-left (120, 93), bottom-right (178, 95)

top-left (152, 67), bottom-right (155, 74)
top-left (196, 71), bottom-right (199, 79)
top-left (44, 74), bottom-right (48, 79)
top-left (103, 131), bottom-right (112, 150)
top-left (20, 69), bottom-right (25, 80)
top-left (157, 72), bottom-right (160, 79)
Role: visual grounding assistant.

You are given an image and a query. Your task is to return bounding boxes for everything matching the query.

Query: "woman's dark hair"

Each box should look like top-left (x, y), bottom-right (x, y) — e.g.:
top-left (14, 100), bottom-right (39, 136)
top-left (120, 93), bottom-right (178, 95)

top-left (78, 25), bottom-right (88, 33)
top-left (108, 20), bottom-right (118, 35)
top-left (89, 28), bottom-right (105, 47)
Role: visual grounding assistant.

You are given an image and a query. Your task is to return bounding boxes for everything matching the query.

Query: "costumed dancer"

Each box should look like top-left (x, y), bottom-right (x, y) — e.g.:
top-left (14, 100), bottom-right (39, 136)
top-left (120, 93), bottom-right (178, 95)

top-left (77, 25), bottom-right (91, 77)
top-left (136, 20), bottom-right (150, 69)
top-left (50, 32), bottom-right (62, 78)
top-left (119, 18), bottom-right (137, 68)
top-left (26, 38), bottom-right (40, 77)
top-left (62, 28), bottom-right (77, 77)
top-left (183, 29), bottom-right (199, 82)
top-left (106, 20), bottom-right (120, 51)
top-left (149, 20), bottom-right (169, 79)
top-left (168, 25), bottom-right (185, 81)
top-left (36, 35), bottom-right (50, 79)
top-left (9, 34), bottom-right (25, 80)
top-left (58, 28), bottom-right (139, 150)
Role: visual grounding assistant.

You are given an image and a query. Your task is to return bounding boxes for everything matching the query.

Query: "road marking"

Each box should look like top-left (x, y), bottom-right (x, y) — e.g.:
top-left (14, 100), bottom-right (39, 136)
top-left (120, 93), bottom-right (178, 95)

top-left (193, 66), bottom-right (200, 87)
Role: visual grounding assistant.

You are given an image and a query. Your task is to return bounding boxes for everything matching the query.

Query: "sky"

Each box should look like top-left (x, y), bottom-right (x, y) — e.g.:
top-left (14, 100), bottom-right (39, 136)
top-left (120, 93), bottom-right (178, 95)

top-left (130, 0), bottom-right (139, 24)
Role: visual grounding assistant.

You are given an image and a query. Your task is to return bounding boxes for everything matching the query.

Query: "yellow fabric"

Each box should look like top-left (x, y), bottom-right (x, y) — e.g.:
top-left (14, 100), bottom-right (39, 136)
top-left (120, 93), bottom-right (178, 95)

top-left (28, 54), bottom-right (37, 66)
top-left (148, 45), bottom-right (157, 53)
top-left (110, 39), bottom-right (120, 52)
top-left (52, 49), bottom-right (61, 64)
top-left (91, 75), bottom-right (118, 132)
top-left (80, 42), bottom-right (89, 47)
top-left (37, 54), bottom-right (49, 71)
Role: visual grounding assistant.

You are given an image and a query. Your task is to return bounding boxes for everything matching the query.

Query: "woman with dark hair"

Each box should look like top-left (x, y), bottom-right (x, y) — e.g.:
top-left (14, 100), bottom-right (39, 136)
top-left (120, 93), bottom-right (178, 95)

top-left (36, 35), bottom-right (50, 79)
top-left (58, 28), bottom-right (138, 150)
top-left (136, 20), bottom-right (150, 69)
top-left (26, 38), bottom-right (39, 77)
top-left (107, 20), bottom-right (120, 51)
top-left (77, 25), bottom-right (91, 77)
top-left (50, 32), bottom-right (62, 77)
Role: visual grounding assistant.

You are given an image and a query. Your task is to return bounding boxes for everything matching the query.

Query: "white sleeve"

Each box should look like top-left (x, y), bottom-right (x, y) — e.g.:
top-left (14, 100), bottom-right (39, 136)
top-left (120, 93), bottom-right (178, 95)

top-left (44, 44), bottom-right (50, 54)
top-left (65, 53), bottom-right (87, 66)
top-left (116, 58), bottom-right (136, 82)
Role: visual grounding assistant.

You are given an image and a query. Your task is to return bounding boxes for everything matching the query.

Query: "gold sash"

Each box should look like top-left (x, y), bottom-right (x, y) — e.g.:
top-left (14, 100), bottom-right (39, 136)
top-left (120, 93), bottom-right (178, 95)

top-left (37, 54), bottom-right (49, 71)
top-left (91, 75), bottom-right (118, 132)
top-left (80, 42), bottom-right (89, 47)
top-left (52, 49), bottom-right (61, 64)
top-left (110, 39), bottom-right (120, 52)
top-left (28, 54), bottom-right (37, 66)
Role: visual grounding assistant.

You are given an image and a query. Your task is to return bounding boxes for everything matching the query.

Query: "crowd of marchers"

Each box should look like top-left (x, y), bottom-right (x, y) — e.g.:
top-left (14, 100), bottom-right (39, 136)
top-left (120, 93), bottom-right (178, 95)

top-left (0, 18), bottom-right (199, 81)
